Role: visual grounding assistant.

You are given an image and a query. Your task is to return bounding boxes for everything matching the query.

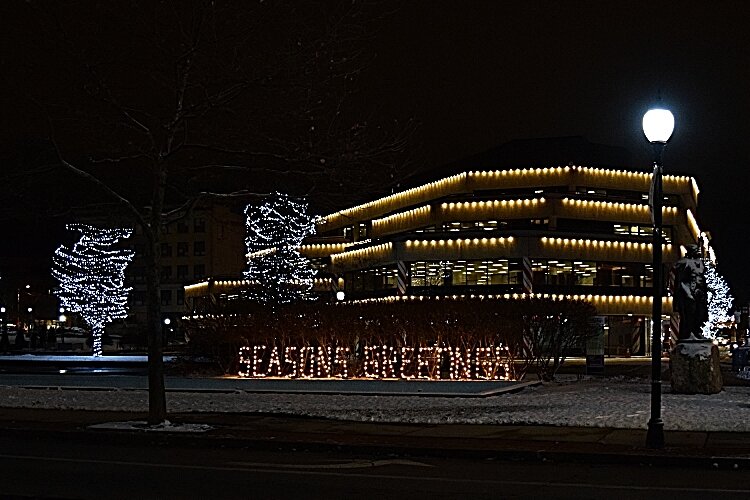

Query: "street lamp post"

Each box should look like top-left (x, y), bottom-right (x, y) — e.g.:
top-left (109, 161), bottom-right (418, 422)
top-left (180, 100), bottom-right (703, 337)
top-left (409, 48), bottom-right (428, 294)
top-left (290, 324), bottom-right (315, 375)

top-left (642, 107), bottom-right (675, 449)
top-left (0, 306), bottom-right (7, 351)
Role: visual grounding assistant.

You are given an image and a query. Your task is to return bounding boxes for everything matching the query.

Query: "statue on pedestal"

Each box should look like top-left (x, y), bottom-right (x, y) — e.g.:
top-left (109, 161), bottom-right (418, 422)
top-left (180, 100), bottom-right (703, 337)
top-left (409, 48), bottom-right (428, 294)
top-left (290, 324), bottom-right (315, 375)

top-left (672, 245), bottom-right (708, 342)
top-left (669, 245), bottom-right (721, 394)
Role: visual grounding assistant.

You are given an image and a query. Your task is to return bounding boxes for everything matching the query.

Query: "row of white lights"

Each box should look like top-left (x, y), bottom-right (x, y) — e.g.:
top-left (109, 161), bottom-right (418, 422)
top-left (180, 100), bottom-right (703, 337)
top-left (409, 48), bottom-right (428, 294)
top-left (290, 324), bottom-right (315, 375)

top-left (441, 198), bottom-right (544, 209)
top-left (320, 163), bottom-right (695, 228)
top-left (467, 165), bottom-right (691, 181)
top-left (344, 293), bottom-right (670, 304)
top-left (561, 198), bottom-right (679, 212)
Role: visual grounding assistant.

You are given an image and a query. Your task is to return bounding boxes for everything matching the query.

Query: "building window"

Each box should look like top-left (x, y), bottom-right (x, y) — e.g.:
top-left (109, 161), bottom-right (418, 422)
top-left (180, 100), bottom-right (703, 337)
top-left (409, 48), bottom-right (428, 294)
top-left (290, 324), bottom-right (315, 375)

top-left (357, 223), bottom-right (370, 240)
top-left (130, 291), bottom-right (146, 306)
top-left (177, 221), bottom-right (189, 233)
top-left (613, 224), bottom-right (672, 243)
top-left (176, 265), bottom-right (188, 279)
top-left (160, 290), bottom-right (172, 306)
top-left (451, 260), bottom-right (510, 286)
top-left (161, 266), bottom-right (172, 280)
top-left (442, 220), bottom-right (547, 232)
top-left (407, 260), bottom-right (517, 287)
top-left (177, 289), bottom-right (185, 305)
top-left (410, 261), bottom-right (448, 287)
top-left (194, 264), bottom-right (205, 279)
top-left (161, 243), bottom-right (172, 257)
top-left (347, 266), bottom-right (397, 291)
top-left (528, 259), bottom-right (651, 288)
top-left (177, 242), bottom-right (188, 257)
top-left (194, 241), bottom-right (206, 256)
top-left (194, 218), bottom-right (206, 233)
top-left (130, 266), bottom-right (146, 283)
top-left (596, 262), bottom-right (651, 288)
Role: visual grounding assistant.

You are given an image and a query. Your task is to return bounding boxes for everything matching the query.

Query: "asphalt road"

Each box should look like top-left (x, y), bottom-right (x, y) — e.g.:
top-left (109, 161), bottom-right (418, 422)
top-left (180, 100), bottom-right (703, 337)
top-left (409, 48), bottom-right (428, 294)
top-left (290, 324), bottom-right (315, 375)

top-left (1, 433), bottom-right (749, 500)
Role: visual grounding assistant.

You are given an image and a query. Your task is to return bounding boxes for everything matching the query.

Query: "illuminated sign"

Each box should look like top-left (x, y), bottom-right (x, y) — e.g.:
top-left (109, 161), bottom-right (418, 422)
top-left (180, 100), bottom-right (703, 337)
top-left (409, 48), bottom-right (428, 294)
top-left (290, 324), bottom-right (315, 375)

top-left (238, 344), bottom-right (514, 380)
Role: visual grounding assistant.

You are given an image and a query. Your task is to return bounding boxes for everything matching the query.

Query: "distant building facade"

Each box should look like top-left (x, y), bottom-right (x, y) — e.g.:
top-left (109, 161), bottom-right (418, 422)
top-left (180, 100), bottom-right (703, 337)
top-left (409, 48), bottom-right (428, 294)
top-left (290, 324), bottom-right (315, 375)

top-left (126, 202), bottom-right (245, 326)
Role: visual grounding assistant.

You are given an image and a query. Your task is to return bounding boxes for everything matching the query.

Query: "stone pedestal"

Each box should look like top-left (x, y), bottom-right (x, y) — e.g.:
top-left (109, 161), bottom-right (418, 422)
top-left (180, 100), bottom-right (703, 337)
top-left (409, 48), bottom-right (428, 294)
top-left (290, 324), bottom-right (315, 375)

top-left (670, 341), bottom-right (723, 394)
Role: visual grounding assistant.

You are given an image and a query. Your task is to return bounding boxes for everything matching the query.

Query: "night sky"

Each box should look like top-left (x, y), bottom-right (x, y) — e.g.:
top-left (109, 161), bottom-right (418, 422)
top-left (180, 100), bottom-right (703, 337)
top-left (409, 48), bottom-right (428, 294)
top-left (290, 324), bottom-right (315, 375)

top-left (1, 1), bottom-right (749, 301)
top-left (362, 1), bottom-right (750, 300)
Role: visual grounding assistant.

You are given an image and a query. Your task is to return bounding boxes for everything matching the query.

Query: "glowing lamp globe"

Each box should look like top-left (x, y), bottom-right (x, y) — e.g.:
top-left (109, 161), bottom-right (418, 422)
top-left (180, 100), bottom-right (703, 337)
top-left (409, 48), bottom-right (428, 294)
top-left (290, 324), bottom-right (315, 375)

top-left (336, 291), bottom-right (346, 301)
top-left (642, 108), bottom-right (674, 144)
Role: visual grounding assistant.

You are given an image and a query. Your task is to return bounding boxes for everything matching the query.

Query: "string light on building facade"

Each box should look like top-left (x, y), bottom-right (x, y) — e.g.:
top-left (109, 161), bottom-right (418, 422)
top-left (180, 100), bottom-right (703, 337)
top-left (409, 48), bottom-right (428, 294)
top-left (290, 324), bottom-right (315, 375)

top-left (318, 167), bottom-right (698, 234)
top-left (244, 192), bottom-right (316, 304)
top-left (51, 224), bottom-right (134, 357)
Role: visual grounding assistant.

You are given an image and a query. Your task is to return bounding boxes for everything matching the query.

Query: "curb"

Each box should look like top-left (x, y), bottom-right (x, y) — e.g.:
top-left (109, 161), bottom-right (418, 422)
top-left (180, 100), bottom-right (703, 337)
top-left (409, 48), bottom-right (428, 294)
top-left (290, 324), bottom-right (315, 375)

top-left (2, 422), bottom-right (749, 470)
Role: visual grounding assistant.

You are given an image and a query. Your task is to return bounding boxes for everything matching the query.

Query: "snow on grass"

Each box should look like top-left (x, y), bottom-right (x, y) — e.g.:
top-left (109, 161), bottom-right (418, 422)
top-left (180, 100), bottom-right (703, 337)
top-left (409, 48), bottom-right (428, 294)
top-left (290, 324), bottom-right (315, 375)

top-left (88, 420), bottom-right (213, 432)
top-left (1, 377), bottom-right (749, 432)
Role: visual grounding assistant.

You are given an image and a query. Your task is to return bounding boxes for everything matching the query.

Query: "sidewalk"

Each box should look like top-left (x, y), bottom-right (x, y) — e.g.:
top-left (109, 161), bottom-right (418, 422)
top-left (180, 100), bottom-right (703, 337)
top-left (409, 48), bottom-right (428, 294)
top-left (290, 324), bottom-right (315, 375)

top-left (2, 360), bottom-right (750, 467)
top-left (2, 407), bottom-right (749, 468)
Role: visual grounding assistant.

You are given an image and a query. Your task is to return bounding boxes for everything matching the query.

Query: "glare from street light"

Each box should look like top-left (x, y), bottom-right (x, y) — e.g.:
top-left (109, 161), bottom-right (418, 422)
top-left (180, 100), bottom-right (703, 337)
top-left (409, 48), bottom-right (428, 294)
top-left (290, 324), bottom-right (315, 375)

top-left (336, 291), bottom-right (345, 301)
top-left (164, 318), bottom-right (171, 325)
top-left (642, 108), bottom-right (675, 143)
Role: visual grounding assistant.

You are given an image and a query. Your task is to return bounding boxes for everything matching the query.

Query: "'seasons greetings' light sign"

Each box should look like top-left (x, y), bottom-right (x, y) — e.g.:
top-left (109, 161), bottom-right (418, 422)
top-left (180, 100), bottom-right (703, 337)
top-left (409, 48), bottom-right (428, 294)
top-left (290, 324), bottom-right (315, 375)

top-left (238, 344), bottom-right (515, 380)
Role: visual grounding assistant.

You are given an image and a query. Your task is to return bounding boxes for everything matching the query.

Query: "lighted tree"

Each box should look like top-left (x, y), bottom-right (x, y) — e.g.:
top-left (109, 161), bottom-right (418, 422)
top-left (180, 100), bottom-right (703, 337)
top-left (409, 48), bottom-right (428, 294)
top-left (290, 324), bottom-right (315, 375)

top-left (701, 258), bottom-right (733, 339)
top-left (4, 2), bottom-right (412, 424)
top-left (52, 224), bottom-right (134, 356)
top-left (244, 193), bottom-right (316, 304)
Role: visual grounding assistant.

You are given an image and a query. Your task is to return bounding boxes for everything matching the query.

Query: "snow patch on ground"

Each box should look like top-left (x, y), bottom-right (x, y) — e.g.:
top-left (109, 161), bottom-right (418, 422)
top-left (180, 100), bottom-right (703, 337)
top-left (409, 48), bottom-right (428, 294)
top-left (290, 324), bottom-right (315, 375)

top-left (2, 378), bottom-right (750, 432)
top-left (88, 420), bottom-right (213, 432)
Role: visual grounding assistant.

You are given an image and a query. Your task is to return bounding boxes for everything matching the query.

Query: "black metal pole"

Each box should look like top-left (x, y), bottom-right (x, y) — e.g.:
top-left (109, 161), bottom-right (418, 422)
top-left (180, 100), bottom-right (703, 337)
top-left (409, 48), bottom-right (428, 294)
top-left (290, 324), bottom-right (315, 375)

top-left (646, 144), bottom-right (665, 449)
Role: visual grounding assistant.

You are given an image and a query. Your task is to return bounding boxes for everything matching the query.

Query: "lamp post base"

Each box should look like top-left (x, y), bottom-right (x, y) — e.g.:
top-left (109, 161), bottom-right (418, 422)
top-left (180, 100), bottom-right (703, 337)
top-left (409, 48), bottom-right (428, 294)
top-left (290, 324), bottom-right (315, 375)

top-left (646, 417), bottom-right (664, 449)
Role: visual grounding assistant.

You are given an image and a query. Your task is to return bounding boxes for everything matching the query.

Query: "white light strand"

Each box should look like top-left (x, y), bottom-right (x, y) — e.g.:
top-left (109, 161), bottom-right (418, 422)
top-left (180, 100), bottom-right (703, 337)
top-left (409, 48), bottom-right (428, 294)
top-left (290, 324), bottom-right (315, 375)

top-left (243, 193), bottom-right (316, 304)
top-left (51, 224), bottom-right (134, 356)
top-left (702, 258), bottom-right (734, 339)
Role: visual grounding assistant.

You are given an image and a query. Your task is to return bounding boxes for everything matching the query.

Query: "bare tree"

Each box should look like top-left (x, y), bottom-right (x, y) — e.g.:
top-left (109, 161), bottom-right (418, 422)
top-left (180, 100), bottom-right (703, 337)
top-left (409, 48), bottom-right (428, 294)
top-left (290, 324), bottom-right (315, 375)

top-left (2, 0), bottom-right (413, 423)
top-left (518, 298), bottom-right (598, 381)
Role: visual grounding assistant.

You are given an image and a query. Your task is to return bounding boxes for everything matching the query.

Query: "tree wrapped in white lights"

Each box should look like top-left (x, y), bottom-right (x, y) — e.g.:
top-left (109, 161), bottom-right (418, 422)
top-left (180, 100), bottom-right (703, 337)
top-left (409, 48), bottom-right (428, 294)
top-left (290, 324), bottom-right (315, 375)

top-left (244, 193), bottom-right (316, 304)
top-left (52, 224), bottom-right (134, 356)
top-left (701, 258), bottom-right (733, 339)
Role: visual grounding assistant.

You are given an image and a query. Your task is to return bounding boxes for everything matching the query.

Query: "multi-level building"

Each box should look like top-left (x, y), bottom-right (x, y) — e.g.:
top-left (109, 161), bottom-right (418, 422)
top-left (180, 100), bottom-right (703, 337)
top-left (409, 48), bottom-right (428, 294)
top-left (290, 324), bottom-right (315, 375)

top-left (126, 202), bottom-right (245, 327)
top-left (299, 164), bottom-right (708, 356)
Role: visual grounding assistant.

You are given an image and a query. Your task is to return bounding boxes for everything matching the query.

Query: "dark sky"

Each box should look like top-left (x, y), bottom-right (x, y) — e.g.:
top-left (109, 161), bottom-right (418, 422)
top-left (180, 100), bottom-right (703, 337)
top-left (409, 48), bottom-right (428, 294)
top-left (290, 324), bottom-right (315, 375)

top-left (362, 1), bottom-right (750, 300)
top-left (1, 1), bottom-right (749, 301)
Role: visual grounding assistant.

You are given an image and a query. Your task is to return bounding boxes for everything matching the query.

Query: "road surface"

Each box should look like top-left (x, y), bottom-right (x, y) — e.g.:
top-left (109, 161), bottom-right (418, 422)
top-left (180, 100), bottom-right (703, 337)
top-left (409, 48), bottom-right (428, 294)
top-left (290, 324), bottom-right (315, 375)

top-left (0, 432), bottom-right (748, 499)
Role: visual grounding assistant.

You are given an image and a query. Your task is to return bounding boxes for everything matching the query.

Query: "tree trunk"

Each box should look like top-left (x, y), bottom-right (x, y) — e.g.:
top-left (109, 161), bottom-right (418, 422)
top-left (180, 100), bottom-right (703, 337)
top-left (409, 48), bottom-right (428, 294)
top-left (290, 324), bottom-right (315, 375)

top-left (92, 324), bottom-right (103, 357)
top-left (145, 243), bottom-right (166, 423)
top-left (146, 165), bottom-right (168, 424)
